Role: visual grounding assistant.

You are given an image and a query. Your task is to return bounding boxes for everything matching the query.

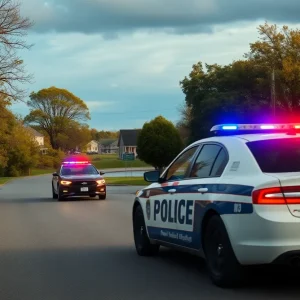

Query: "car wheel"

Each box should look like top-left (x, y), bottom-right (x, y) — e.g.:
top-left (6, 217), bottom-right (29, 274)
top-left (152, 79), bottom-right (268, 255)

top-left (203, 215), bottom-right (243, 287)
top-left (98, 194), bottom-right (106, 200)
top-left (133, 205), bottom-right (159, 256)
top-left (52, 184), bottom-right (58, 199)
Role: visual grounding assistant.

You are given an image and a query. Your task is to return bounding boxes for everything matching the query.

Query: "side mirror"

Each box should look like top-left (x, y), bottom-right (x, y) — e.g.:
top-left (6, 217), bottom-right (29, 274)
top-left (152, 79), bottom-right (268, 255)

top-left (100, 171), bottom-right (105, 175)
top-left (144, 170), bottom-right (161, 183)
top-left (52, 172), bottom-right (59, 176)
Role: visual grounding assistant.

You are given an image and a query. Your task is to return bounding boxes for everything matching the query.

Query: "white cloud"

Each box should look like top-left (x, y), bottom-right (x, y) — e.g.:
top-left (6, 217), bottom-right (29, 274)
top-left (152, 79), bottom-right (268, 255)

top-left (86, 101), bottom-right (115, 111)
top-left (24, 21), bottom-right (272, 91)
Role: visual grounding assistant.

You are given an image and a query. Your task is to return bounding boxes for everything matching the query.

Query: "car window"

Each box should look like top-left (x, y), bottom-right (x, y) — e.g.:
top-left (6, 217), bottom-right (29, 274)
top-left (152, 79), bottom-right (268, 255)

top-left (60, 165), bottom-right (99, 176)
top-left (247, 138), bottom-right (300, 173)
top-left (190, 144), bottom-right (222, 178)
top-left (210, 148), bottom-right (228, 177)
top-left (166, 146), bottom-right (199, 181)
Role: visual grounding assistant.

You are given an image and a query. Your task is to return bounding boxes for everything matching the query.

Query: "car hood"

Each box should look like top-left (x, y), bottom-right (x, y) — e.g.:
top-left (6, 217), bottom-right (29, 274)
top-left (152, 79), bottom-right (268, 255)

top-left (60, 175), bottom-right (103, 181)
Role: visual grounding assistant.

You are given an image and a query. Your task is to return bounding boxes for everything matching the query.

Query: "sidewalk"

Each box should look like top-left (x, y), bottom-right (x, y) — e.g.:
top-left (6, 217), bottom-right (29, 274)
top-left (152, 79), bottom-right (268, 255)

top-left (100, 167), bottom-right (154, 173)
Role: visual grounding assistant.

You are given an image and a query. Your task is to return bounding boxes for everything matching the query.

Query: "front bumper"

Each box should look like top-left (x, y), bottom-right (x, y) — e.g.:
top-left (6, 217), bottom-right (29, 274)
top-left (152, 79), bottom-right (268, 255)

top-left (222, 205), bottom-right (300, 266)
top-left (59, 184), bottom-right (106, 197)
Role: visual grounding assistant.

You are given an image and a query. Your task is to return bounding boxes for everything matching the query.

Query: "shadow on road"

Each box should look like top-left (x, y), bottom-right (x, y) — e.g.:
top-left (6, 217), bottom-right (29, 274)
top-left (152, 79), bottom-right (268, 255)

top-left (0, 245), bottom-right (299, 300)
top-left (158, 248), bottom-right (300, 293)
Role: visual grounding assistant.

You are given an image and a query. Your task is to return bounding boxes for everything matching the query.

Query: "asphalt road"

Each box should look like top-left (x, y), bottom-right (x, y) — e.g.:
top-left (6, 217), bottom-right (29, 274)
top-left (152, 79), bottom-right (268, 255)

top-left (0, 176), bottom-right (299, 300)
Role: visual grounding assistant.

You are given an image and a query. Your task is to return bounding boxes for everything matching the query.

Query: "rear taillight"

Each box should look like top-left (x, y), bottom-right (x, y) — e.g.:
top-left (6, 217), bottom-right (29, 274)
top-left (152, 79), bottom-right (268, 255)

top-left (281, 186), bottom-right (300, 204)
top-left (253, 186), bottom-right (300, 205)
top-left (252, 187), bottom-right (285, 205)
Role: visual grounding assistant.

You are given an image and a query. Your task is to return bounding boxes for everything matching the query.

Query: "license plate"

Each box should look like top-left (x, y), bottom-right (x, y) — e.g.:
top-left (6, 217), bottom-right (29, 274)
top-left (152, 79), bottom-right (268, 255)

top-left (81, 187), bottom-right (89, 192)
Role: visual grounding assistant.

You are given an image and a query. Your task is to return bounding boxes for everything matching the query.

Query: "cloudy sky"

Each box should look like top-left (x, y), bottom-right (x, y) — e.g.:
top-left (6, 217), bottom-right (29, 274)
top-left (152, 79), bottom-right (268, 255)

top-left (11, 0), bottom-right (300, 130)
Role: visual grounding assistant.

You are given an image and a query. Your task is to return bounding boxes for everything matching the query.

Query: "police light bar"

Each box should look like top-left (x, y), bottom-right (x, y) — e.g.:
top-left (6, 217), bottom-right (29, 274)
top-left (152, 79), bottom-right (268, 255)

top-left (62, 161), bottom-right (90, 165)
top-left (211, 123), bottom-right (300, 132)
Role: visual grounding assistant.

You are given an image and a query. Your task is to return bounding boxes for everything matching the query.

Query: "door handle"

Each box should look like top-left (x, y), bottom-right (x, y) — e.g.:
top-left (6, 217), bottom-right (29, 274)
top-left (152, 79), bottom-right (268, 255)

top-left (198, 188), bottom-right (208, 193)
top-left (168, 189), bottom-right (176, 194)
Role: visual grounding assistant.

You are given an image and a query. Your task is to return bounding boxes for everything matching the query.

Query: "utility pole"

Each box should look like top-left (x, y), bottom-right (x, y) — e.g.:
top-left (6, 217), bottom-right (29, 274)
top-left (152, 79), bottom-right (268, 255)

top-left (271, 67), bottom-right (276, 117)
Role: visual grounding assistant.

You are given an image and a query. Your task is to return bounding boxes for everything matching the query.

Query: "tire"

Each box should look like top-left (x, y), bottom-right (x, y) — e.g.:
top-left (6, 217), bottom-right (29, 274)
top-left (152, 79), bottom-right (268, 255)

top-left (203, 215), bottom-right (243, 287)
top-left (98, 194), bottom-right (106, 200)
top-left (52, 184), bottom-right (58, 199)
top-left (133, 205), bottom-right (159, 256)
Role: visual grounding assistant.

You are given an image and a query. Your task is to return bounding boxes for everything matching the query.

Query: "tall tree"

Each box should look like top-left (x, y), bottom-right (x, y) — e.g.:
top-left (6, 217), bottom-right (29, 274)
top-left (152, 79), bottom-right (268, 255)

top-left (248, 23), bottom-right (300, 117)
top-left (57, 121), bottom-right (92, 151)
top-left (137, 116), bottom-right (183, 173)
top-left (0, 0), bottom-right (33, 101)
top-left (24, 87), bottom-right (90, 149)
top-left (180, 22), bottom-right (300, 143)
top-left (180, 60), bottom-right (271, 142)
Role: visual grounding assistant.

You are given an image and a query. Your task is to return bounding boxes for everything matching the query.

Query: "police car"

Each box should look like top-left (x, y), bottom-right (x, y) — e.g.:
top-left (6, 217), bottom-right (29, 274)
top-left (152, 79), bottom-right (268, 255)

top-left (52, 156), bottom-right (106, 201)
top-left (132, 123), bottom-right (300, 287)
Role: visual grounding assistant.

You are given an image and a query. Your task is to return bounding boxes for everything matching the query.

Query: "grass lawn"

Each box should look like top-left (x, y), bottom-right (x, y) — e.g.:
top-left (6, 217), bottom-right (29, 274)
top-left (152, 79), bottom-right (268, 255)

top-left (91, 154), bottom-right (150, 169)
top-left (105, 176), bottom-right (147, 185)
top-left (0, 169), bottom-right (54, 186)
top-left (0, 177), bottom-right (12, 185)
top-left (30, 168), bottom-right (55, 176)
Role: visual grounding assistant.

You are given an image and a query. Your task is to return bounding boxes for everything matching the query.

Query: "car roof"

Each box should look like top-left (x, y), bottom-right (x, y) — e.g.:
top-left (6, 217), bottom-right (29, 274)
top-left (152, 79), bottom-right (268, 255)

top-left (190, 133), bottom-right (300, 146)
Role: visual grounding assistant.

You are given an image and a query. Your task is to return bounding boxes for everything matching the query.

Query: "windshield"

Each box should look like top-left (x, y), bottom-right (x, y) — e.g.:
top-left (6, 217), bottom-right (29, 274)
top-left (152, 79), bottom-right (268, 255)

top-left (60, 165), bottom-right (99, 176)
top-left (247, 138), bottom-right (300, 173)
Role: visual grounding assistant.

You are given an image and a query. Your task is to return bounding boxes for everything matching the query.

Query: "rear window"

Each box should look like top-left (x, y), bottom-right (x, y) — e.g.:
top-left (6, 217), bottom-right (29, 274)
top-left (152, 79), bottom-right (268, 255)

top-left (247, 138), bottom-right (300, 173)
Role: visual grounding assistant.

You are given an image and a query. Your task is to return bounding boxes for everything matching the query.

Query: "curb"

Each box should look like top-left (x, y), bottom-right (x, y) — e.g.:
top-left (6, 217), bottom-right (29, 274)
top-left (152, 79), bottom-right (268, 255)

top-left (0, 179), bottom-right (13, 187)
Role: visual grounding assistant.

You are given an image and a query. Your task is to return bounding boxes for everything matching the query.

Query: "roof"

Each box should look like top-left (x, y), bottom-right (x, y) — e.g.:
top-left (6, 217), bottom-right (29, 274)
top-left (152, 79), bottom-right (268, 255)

top-left (234, 133), bottom-right (300, 142)
top-left (118, 129), bottom-right (141, 146)
top-left (26, 126), bottom-right (44, 137)
top-left (87, 140), bottom-right (98, 144)
top-left (99, 139), bottom-right (118, 146)
top-left (189, 133), bottom-right (300, 147)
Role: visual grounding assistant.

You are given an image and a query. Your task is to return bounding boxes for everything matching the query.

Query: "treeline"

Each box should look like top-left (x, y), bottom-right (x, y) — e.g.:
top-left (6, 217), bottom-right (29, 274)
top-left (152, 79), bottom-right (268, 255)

top-left (90, 129), bottom-right (119, 141)
top-left (178, 23), bottom-right (300, 144)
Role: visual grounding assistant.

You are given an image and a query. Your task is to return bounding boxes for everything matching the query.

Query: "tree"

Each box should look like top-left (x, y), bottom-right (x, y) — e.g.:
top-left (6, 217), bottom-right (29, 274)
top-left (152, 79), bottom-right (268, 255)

top-left (179, 22), bottom-right (300, 143)
top-left (137, 116), bottom-right (183, 172)
top-left (57, 121), bottom-right (92, 151)
top-left (96, 130), bottom-right (119, 140)
top-left (0, 0), bottom-right (33, 101)
top-left (0, 102), bottom-right (39, 176)
top-left (180, 60), bottom-right (271, 142)
top-left (248, 23), bottom-right (300, 117)
top-left (176, 103), bottom-right (193, 146)
top-left (24, 87), bottom-right (90, 149)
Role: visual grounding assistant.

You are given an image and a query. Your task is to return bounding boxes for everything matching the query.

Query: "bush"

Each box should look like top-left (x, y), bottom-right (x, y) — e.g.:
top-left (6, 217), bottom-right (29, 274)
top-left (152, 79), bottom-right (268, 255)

top-left (4, 125), bottom-right (39, 176)
top-left (37, 148), bottom-right (65, 169)
top-left (137, 115), bottom-right (183, 171)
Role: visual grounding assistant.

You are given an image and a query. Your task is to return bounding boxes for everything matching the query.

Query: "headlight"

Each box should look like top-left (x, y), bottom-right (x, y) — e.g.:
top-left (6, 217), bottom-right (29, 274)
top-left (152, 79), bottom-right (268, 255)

top-left (60, 180), bottom-right (72, 185)
top-left (96, 179), bottom-right (106, 185)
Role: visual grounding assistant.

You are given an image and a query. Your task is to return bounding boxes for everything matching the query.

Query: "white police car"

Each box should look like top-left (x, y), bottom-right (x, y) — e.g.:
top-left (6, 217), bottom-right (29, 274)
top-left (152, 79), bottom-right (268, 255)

top-left (132, 123), bottom-right (300, 287)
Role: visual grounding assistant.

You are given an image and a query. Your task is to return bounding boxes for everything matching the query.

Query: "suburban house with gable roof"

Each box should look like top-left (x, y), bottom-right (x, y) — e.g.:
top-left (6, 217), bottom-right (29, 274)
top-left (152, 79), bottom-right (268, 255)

top-left (98, 139), bottom-right (118, 154)
top-left (86, 140), bottom-right (99, 154)
top-left (25, 126), bottom-right (48, 154)
top-left (26, 126), bottom-right (44, 146)
top-left (118, 129), bottom-right (141, 159)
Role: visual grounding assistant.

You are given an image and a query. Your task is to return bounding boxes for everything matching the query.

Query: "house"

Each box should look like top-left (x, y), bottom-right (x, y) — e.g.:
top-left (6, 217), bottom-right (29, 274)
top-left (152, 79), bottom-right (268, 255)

top-left (98, 139), bottom-right (118, 154)
top-left (26, 126), bottom-right (45, 146)
top-left (25, 126), bottom-right (48, 154)
top-left (86, 140), bottom-right (99, 153)
top-left (118, 129), bottom-right (141, 159)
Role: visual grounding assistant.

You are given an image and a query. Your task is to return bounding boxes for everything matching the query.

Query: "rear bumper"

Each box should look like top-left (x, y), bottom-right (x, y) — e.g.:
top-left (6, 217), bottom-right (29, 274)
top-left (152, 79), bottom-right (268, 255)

top-left (59, 185), bottom-right (106, 197)
top-left (222, 205), bottom-right (300, 265)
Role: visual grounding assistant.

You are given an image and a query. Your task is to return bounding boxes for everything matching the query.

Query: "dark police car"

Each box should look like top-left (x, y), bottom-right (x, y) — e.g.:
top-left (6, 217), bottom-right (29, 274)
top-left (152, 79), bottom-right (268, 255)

top-left (52, 157), bottom-right (106, 201)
